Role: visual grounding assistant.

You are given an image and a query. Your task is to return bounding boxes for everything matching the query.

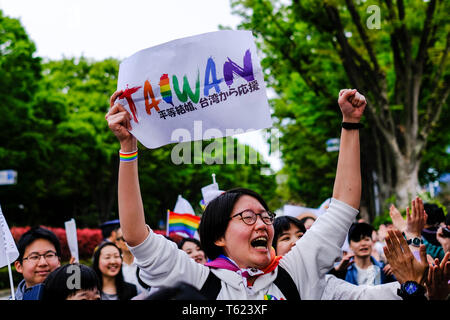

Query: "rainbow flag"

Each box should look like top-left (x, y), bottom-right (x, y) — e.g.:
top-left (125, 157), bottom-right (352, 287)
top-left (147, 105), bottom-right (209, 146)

top-left (167, 210), bottom-right (201, 238)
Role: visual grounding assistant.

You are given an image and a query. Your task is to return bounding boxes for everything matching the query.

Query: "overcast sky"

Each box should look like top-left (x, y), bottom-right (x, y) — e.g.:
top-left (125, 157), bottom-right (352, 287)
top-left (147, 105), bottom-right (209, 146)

top-left (0, 0), bottom-right (282, 171)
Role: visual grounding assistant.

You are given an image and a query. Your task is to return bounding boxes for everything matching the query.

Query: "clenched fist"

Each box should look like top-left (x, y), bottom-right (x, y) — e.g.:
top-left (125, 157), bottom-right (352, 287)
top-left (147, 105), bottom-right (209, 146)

top-left (338, 89), bottom-right (366, 123)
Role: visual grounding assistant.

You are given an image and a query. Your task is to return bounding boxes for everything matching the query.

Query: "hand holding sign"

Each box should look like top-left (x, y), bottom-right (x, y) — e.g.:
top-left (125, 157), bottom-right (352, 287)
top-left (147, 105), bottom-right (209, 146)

top-left (106, 90), bottom-right (137, 153)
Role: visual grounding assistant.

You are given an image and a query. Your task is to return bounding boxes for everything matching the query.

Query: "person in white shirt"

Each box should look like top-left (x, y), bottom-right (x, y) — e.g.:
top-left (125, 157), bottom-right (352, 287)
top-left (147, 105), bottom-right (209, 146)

top-left (105, 88), bottom-right (368, 299)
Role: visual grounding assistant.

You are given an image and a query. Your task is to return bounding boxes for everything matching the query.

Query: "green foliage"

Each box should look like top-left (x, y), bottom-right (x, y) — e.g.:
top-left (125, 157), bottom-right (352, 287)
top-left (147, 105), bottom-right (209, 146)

top-left (0, 10), bottom-right (46, 224)
top-left (230, 0), bottom-right (450, 216)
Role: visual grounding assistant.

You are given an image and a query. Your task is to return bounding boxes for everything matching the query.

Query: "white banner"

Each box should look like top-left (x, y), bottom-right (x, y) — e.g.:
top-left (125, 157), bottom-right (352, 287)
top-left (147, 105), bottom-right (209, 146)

top-left (64, 218), bottom-right (79, 263)
top-left (117, 30), bottom-right (272, 149)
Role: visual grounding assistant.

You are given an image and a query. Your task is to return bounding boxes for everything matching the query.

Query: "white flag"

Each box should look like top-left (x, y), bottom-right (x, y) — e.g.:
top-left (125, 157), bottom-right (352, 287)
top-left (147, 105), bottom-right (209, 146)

top-left (173, 195), bottom-right (195, 215)
top-left (201, 183), bottom-right (224, 205)
top-left (0, 205), bottom-right (19, 268)
top-left (64, 218), bottom-right (79, 263)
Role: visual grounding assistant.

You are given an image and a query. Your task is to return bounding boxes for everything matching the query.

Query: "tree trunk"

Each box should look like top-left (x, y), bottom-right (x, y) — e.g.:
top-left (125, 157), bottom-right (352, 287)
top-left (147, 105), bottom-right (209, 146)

top-left (393, 155), bottom-right (420, 208)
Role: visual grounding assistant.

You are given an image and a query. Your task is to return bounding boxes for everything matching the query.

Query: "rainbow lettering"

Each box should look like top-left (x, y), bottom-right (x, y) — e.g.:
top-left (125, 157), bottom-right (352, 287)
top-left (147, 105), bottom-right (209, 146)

top-left (172, 71), bottom-right (201, 104)
top-left (122, 48), bottom-right (255, 118)
top-left (159, 74), bottom-right (174, 106)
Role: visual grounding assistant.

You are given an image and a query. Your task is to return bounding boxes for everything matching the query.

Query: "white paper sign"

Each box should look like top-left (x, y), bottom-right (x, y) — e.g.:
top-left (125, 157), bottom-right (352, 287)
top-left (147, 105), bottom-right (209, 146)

top-left (0, 205), bottom-right (19, 268)
top-left (117, 30), bottom-right (273, 149)
top-left (64, 218), bottom-right (79, 263)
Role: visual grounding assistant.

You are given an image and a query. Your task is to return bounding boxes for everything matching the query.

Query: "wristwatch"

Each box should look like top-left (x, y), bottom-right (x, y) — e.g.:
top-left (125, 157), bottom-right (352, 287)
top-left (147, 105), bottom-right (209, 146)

top-left (402, 232), bottom-right (423, 247)
top-left (397, 281), bottom-right (426, 300)
top-left (406, 237), bottom-right (423, 247)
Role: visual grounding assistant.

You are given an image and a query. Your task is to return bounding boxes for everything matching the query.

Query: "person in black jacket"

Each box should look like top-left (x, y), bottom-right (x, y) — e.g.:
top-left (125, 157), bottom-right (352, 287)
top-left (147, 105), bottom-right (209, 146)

top-left (42, 263), bottom-right (101, 300)
top-left (92, 241), bottom-right (137, 300)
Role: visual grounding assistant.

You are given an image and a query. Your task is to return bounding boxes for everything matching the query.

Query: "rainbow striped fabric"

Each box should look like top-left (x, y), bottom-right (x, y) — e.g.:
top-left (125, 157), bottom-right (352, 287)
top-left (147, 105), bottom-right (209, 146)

top-left (119, 150), bottom-right (138, 162)
top-left (167, 210), bottom-right (201, 238)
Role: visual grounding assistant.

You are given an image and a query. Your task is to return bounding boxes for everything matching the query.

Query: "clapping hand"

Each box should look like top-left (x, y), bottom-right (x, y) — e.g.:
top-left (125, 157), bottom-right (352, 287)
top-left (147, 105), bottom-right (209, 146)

top-left (383, 230), bottom-right (428, 285)
top-left (425, 252), bottom-right (450, 300)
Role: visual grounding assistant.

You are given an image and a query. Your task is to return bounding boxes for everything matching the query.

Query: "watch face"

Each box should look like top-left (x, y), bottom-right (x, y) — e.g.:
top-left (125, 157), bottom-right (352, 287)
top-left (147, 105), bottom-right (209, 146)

top-left (412, 238), bottom-right (421, 246)
top-left (405, 282), bottom-right (418, 294)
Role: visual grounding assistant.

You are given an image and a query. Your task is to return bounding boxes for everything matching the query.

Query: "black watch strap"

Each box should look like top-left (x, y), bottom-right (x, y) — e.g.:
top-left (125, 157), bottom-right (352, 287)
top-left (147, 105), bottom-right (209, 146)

top-left (397, 281), bottom-right (427, 300)
top-left (341, 122), bottom-right (363, 130)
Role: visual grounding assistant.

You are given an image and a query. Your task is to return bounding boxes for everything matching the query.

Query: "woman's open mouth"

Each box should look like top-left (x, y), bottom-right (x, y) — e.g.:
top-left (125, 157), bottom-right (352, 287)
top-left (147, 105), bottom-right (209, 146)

top-left (251, 236), bottom-right (268, 251)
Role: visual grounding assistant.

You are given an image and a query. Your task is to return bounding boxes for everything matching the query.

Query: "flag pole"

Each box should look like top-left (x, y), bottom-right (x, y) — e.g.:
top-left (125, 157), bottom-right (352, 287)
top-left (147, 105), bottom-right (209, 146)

top-left (6, 253), bottom-right (15, 300)
top-left (166, 210), bottom-right (170, 237)
top-left (212, 173), bottom-right (216, 185)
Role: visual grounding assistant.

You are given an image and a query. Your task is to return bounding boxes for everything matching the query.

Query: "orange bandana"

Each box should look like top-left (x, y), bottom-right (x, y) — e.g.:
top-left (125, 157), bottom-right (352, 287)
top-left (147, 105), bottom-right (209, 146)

top-left (261, 247), bottom-right (282, 274)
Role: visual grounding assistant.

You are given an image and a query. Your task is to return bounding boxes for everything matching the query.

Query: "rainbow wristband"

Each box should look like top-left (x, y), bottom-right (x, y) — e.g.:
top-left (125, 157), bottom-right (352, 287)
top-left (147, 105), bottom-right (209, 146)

top-left (119, 150), bottom-right (138, 162)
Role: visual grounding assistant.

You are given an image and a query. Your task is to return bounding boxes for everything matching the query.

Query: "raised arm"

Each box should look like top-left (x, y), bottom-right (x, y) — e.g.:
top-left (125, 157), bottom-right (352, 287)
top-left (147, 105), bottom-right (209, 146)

top-left (105, 90), bottom-right (149, 246)
top-left (332, 89), bottom-right (366, 209)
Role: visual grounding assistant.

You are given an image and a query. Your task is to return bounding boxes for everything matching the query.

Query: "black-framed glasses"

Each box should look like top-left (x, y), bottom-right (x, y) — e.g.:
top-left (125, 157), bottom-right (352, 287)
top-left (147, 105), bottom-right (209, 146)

top-left (230, 210), bottom-right (275, 225)
top-left (23, 250), bottom-right (58, 263)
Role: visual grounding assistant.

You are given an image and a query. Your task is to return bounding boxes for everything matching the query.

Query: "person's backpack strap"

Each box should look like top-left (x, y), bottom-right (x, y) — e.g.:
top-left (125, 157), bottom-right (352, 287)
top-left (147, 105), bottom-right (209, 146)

top-left (136, 267), bottom-right (151, 290)
top-left (274, 266), bottom-right (301, 300)
top-left (200, 270), bottom-right (222, 300)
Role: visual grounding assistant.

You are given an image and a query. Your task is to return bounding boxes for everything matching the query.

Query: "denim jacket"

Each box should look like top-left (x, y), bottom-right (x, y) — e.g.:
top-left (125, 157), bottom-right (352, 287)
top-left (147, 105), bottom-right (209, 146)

top-left (12, 279), bottom-right (44, 300)
top-left (344, 256), bottom-right (396, 285)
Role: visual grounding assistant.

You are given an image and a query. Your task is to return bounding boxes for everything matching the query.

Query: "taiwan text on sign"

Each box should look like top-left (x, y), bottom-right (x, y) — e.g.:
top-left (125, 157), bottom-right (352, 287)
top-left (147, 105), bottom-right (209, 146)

top-left (117, 30), bottom-right (273, 149)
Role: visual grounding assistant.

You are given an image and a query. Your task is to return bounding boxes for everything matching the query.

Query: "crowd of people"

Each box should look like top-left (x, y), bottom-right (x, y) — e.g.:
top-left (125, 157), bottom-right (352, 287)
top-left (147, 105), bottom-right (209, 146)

top-left (8, 88), bottom-right (449, 300)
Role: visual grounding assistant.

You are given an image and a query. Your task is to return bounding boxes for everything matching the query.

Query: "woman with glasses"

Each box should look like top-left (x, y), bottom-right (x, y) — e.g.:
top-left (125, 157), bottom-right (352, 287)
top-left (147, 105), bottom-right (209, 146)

top-left (105, 88), bottom-right (366, 299)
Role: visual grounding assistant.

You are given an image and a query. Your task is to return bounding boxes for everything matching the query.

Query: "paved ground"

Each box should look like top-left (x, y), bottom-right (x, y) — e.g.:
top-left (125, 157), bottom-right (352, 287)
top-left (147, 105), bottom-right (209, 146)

top-left (0, 288), bottom-right (13, 300)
